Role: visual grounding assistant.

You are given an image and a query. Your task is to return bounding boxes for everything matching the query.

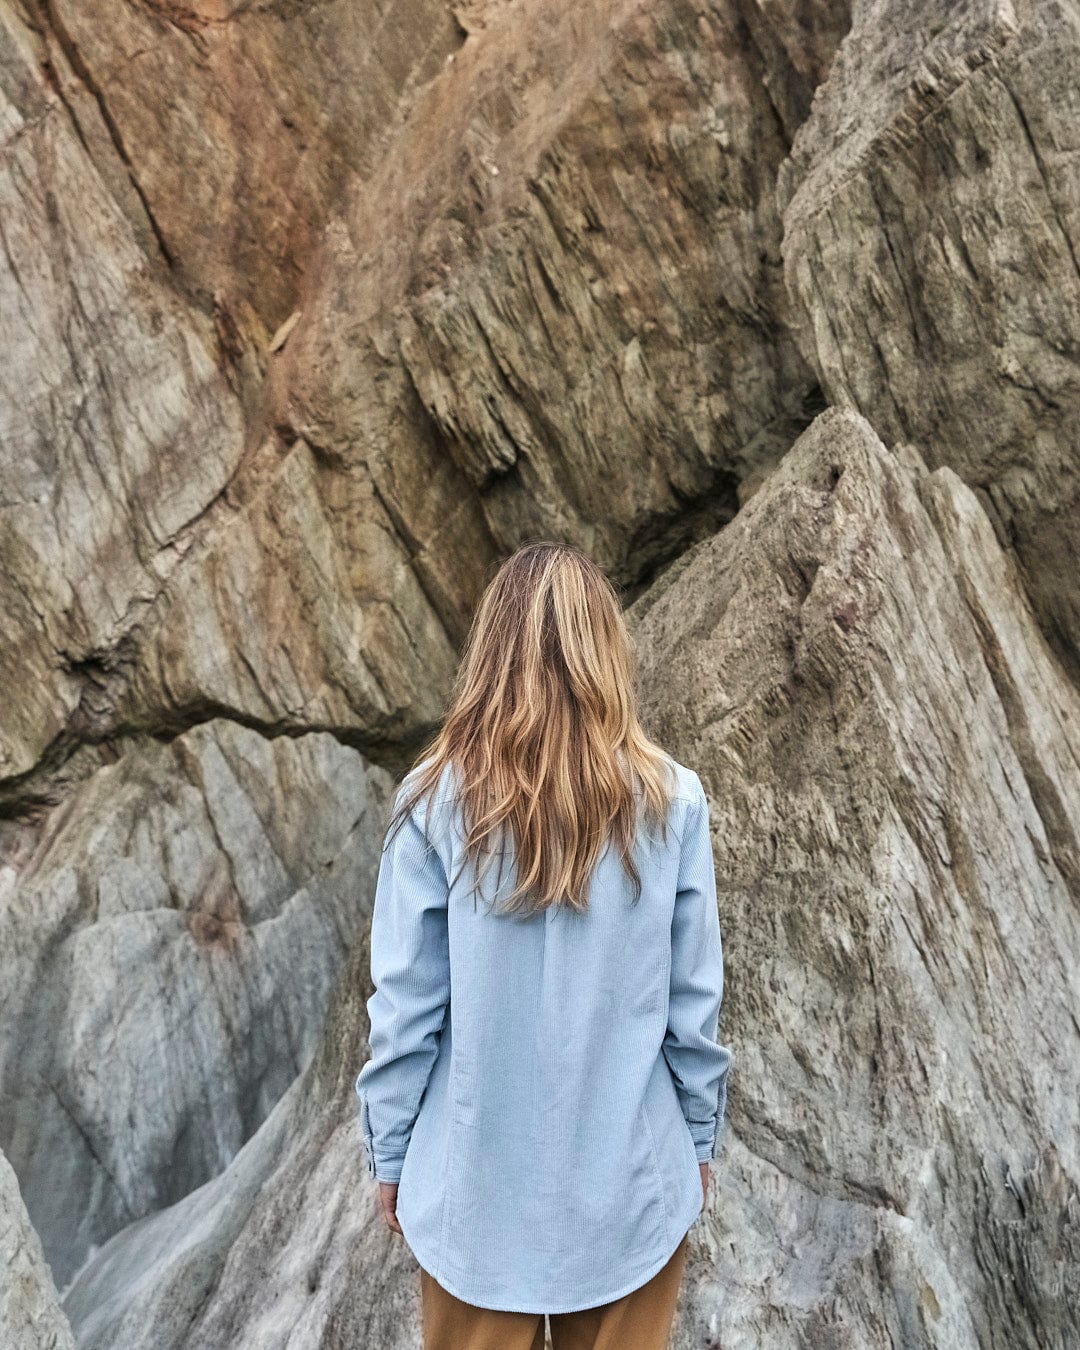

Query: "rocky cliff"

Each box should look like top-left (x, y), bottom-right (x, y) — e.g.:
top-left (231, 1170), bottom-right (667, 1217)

top-left (1, 0), bottom-right (1077, 1346)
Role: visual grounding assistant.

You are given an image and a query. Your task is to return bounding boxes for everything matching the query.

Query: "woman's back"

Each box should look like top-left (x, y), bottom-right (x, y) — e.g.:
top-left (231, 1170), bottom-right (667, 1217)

top-left (356, 753), bottom-right (732, 1314)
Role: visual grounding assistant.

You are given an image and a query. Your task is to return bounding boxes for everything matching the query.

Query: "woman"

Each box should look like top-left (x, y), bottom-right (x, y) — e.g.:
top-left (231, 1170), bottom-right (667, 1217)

top-left (355, 541), bottom-right (733, 1350)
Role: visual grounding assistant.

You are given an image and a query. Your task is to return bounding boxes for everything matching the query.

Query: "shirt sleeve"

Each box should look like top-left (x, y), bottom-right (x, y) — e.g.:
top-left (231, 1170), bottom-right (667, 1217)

top-left (355, 785), bottom-right (451, 1184)
top-left (662, 777), bottom-right (734, 1163)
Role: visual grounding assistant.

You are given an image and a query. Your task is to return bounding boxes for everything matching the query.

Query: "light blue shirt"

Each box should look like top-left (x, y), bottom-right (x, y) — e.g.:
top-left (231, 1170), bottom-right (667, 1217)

top-left (355, 756), bottom-right (733, 1313)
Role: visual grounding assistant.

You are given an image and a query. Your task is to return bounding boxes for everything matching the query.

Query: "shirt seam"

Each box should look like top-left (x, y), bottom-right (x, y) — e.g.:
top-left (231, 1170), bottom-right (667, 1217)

top-left (640, 1098), bottom-right (671, 1249)
top-left (436, 1036), bottom-right (460, 1286)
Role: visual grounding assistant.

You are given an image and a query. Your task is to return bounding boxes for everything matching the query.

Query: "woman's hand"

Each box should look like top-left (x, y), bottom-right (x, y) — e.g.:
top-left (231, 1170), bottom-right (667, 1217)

top-left (699, 1162), bottom-right (709, 1211)
top-left (378, 1181), bottom-right (403, 1235)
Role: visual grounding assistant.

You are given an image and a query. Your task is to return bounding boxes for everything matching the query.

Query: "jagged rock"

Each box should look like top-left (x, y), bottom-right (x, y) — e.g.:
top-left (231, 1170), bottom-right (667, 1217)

top-left (11, 0), bottom-right (853, 795)
top-left (30, 0), bottom-right (463, 329)
top-left (0, 718), bottom-right (393, 1289)
top-left (779, 0), bottom-right (1080, 686)
top-left (0, 5), bottom-right (245, 786)
top-left (631, 407), bottom-right (1080, 1348)
top-left (63, 408), bottom-right (1080, 1348)
top-left (0, 1148), bottom-right (74, 1350)
top-left (117, 0), bottom-right (858, 751)
top-left (63, 928), bottom-right (404, 1350)
top-left (112, 433), bottom-right (471, 764)
top-left (7, 0), bottom-right (1080, 1343)
top-left (65, 757), bottom-right (484, 1349)
top-left (275, 0), bottom-right (852, 594)
top-left (0, 5), bottom-right (481, 797)
top-left (0, 0), bottom-right (857, 804)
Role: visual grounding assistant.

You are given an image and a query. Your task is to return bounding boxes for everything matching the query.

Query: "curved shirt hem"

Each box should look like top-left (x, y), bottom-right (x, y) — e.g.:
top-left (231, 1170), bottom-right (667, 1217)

top-left (403, 1197), bottom-right (701, 1315)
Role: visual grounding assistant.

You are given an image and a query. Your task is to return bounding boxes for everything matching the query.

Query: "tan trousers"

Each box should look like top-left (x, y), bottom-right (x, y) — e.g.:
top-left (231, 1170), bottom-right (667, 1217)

top-left (419, 1232), bottom-right (689, 1350)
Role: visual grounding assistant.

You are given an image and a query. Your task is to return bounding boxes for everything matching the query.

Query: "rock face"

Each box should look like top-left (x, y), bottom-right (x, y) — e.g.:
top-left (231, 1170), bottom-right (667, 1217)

top-left (276, 0), bottom-right (844, 594)
top-left (31, 0), bottom-right (463, 329)
top-left (4, 0), bottom-right (1080, 1343)
top-left (630, 406), bottom-right (1080, 1349)
top-left (3, 0), bottom-right (854, 1310)
top-left (0, 1), bottom-right (480, 796)
top-left (0, 720), bottom-right (393, 1289)
top-left (0, 0), bottom-right (858, 806)
top-left (62, 410), bottom-right (1080, 1348)
top-left (0, 4), bottom-right (246, 786)
top-left (62, 937), bottom-right (403, 1350)
top-left (0, 1148), bottom-right (74, 1350)
top-left (780, 0), bottom-right (1080, 686)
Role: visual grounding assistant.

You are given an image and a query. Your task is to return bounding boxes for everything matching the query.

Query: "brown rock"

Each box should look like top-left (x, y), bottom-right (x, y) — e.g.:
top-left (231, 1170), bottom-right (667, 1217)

top-left (780, 0), bottom-right (1080, 686)
top-left (32, 0), bottom-right (464, 329)
top-left (113, 434), bottom-right (471, 760)
top-left (2, 0), bottom-right (852, 800)
top-left (276, 0), bottom-right (849, 593)
top-left (0, 5), bottom-right (244, 785)
top-left (0, 7), bottom-right (488, 795)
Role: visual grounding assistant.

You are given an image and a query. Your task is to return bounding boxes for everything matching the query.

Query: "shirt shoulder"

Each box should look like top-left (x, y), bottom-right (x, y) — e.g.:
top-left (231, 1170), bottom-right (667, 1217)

top-left (394, 757), bottom-right (461, 852)
top-left (664, 756), bottom-right (705, 806)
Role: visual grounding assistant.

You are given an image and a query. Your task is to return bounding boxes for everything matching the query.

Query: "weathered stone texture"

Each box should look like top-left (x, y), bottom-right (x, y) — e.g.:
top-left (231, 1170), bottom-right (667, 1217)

top-left (630, 407), bottom-right (1080, 1349)
top-left (3, 0), bottom-right (1080, 1344)
top-left (276, 0), bottom-right (846, 594)
top-left (0, 1148), bottom-right (74, 1350)
top-left (780, 0), bottom-right (1080, 685)
top-left (30, 0), bottom-right (464, 328)
top-left (62, 410), bottom-right (1080, 1348)
top-left (113, 433), bottom-right (470, 760)
top-left (0, 4), bottom-right (245, 785)
top-left (0, 0), bottom-right (857, 803)
top-left (0, 719), bottom-right (393, 1288)
top-left (0, 4), bottom-right (487, 798)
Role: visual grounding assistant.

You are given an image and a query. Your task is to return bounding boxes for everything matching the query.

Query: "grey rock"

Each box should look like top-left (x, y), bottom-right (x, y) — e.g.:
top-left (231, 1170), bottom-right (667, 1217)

top-left (0, 719), bottom-right (393, 1289)
top-left (64, 929), bottom-right (412, 1350)
top-left (0, 1148), bottom-right (74, 1350)
top-left (631, 407), bottom-right (1080, 1349)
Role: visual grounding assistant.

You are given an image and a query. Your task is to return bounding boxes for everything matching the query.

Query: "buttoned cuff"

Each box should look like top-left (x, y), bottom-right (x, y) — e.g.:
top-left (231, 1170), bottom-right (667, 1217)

top-left (693, 1119), bottom-right (727, 1163)
top-left (360, 1135), bottom-right (404, 1182)
top-left (358, 1101), bottom-right (406, 1182)
top-left (690, 1097), bottom-right (729, 1163)
top-left (373, 1155), bottom-right (404, 1184)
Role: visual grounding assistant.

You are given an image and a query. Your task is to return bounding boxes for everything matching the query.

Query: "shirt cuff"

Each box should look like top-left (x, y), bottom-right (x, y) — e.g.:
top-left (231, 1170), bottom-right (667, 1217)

top-left (374, 1157), bottom-right (404, 1184)
top-left (360, 1132), bottom-right (405, 1183)
top-left (694, 1124), bottom-right (726, 1163)
top-left (690, 1101), bottom-right (729, 1163)
top-left (358, 1103), bottom-right (406, 1182)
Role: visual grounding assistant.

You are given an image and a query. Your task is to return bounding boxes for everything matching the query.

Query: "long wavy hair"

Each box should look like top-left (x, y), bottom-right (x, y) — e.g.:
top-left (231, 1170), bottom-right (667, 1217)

top-left (386, 541), bottom-right (677, 915)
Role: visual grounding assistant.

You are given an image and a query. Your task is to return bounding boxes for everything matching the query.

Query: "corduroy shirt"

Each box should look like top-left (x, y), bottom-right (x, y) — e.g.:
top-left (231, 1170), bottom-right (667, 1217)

top-left (354, 756), bottom-right (733, 1314)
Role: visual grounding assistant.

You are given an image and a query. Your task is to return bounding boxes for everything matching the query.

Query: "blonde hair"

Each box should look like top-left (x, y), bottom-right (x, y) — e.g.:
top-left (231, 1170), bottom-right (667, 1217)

top-left (387, 541), bottom-right (677, 915)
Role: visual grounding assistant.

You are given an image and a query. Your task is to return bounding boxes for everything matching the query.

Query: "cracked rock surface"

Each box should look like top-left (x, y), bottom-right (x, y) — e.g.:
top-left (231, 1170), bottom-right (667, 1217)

top-left (630, 406), bottom-right (1080, 1349)
top-left (780, 0), bottom-right (1080, 686)
top-left (3, 0), bottom-right (1080, 1343)
top-left (62, 410), bottom-right (1080, 1348)
top-left (2, 0), bottom-right (853, 1307)
top-left (0, 1147), bottom-right (74, 1350)
top-left (0, 719), bottom-right (392, 1288)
